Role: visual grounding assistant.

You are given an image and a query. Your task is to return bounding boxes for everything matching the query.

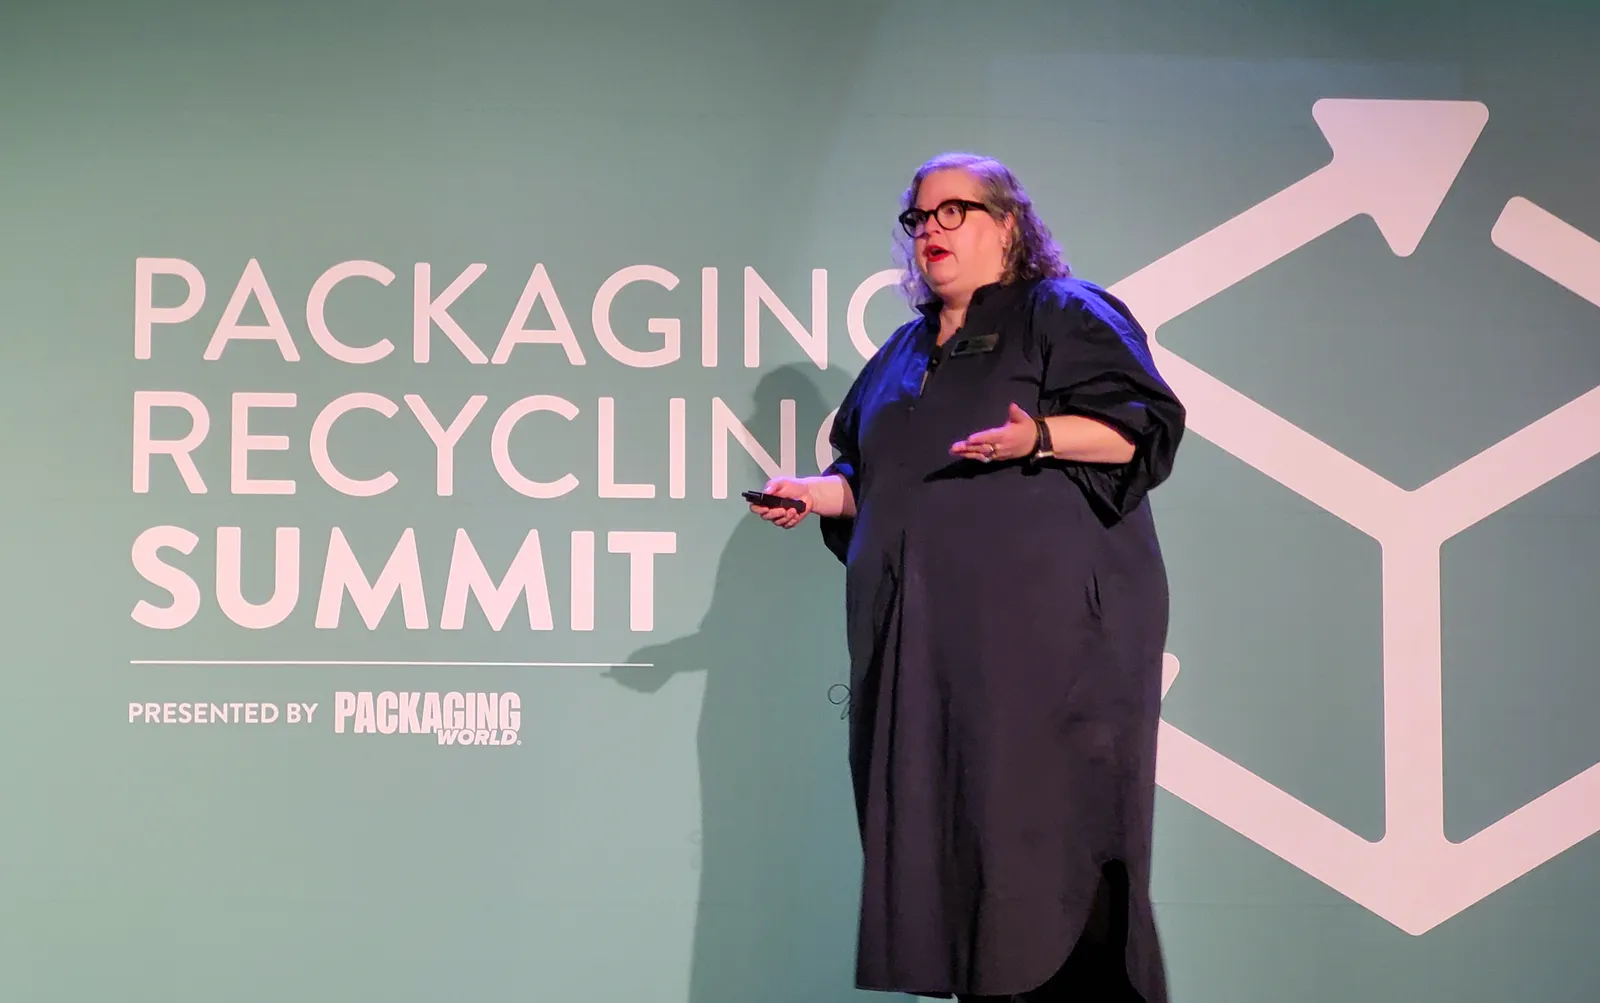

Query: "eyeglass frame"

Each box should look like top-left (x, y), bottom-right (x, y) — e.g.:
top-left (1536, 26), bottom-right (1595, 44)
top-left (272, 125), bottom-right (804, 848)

top-left (898, 198), bottom-right (994, 238)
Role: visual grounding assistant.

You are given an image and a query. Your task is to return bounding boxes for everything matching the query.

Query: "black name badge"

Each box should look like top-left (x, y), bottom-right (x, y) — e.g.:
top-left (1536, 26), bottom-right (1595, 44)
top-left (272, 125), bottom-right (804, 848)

top-left (949, 332), bottom-right (999, 357)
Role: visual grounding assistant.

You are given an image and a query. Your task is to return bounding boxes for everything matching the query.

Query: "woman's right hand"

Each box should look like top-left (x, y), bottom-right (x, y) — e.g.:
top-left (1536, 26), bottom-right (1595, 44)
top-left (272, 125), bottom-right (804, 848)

top-left (750, 476), bottom-right (814, 530)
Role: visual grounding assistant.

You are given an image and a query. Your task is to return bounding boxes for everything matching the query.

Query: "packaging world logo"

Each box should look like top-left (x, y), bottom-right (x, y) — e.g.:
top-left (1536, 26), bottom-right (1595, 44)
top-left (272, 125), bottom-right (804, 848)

top-left (332, 690), bottom-right (522, 746)
top-left (1116, 99), bottom-right (1600, 935)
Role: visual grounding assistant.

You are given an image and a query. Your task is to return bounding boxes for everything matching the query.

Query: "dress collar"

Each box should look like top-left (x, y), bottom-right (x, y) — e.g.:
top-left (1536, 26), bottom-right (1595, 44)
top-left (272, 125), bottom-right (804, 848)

top-left (915, 279), bottom-right (1021, 321)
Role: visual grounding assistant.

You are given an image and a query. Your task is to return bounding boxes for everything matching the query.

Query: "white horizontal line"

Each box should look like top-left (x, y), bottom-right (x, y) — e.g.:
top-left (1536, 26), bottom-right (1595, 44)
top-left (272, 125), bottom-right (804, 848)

top-left (129, 660), bottom-right (654, 668)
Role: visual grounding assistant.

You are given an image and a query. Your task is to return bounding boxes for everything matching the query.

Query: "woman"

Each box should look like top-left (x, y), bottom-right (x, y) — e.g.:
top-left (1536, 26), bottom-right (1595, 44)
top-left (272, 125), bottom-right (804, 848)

top-left (751, 152), bottom-right (1185, 1003)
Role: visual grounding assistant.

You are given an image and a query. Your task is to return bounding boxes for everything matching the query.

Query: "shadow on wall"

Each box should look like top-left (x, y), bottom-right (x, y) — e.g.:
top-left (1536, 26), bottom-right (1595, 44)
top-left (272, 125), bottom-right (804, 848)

top-left (608, 363), bottom-right (889, 1003)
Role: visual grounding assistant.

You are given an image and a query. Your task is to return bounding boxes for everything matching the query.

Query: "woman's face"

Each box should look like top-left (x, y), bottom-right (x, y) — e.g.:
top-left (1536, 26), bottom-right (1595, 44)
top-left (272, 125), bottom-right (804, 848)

top-left (908, 168), bottom-right (1012, 305)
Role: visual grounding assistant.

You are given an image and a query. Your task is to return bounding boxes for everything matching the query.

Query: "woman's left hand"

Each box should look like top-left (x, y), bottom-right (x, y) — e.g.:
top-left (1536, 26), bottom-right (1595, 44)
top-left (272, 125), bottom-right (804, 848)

top-left (950, 403), bottom-right (1039, 463)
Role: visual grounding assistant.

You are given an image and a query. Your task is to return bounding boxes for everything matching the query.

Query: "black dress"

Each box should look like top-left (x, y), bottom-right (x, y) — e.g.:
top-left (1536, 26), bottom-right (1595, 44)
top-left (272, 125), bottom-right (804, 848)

top-left (817, 276), bottom-right (1186, 1001)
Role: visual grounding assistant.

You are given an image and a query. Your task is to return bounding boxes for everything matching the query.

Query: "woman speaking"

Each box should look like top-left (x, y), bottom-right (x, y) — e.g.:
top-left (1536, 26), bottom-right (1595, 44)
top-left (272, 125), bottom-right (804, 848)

top-left (751, 152), bottom-right (1186, 1003)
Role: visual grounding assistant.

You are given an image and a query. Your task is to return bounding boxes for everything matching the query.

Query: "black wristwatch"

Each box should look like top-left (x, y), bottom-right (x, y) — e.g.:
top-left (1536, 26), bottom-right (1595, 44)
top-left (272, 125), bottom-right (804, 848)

top-left (1031, 415), bottom-right (1054, 460)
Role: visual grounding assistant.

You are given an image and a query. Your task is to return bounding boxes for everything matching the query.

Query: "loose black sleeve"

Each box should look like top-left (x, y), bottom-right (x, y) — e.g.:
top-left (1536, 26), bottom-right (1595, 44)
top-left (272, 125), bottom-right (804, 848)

top-left (1034, 282), bottom-right (1186, 524)
top-left (817, 364), bottom-right (869, 565)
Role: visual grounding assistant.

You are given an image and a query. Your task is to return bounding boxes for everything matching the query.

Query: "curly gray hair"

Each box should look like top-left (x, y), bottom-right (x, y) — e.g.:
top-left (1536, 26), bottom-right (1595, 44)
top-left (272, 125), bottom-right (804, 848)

top-left (892, 152), bottom-right (1071, 306)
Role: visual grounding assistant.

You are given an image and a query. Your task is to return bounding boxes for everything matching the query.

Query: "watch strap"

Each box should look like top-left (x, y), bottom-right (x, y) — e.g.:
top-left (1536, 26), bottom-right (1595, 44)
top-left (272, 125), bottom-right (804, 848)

top-left (1031, 415), bottom-right (1054, 459)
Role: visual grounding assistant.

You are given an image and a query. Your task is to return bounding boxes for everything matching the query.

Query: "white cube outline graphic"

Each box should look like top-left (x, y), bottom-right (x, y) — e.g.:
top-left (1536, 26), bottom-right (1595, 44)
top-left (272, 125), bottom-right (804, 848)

top-left (1110, 98), bottom-right (1600, 935)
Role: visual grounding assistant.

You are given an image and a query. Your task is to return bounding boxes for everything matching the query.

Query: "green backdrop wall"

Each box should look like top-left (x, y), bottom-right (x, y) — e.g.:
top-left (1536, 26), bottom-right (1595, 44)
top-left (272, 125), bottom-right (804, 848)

top-left (6, 1), bottom-right (1600, 1001)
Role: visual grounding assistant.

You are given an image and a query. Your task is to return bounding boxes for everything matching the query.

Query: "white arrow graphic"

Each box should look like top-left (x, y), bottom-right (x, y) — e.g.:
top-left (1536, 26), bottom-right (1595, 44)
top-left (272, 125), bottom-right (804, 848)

top-left (1113, 99), bottom-right (1489, 538)
top-left (1121, 100), bottom-right (1600, 934)
top-left (1115, 98), bottom-right (1490, 331)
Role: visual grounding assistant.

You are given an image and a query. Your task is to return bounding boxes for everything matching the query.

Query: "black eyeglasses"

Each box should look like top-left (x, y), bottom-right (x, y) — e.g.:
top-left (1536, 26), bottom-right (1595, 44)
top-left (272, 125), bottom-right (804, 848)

top-left (898, 198), bottom-right (992, 237)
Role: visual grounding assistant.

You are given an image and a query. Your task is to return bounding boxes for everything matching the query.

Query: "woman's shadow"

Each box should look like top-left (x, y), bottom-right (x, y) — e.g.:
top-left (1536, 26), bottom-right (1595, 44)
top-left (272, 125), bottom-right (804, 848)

top-left (606, 364), bottom-right (883, 1003)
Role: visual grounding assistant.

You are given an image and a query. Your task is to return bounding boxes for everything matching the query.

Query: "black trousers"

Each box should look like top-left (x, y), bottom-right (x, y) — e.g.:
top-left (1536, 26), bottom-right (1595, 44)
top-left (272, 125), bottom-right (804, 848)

top-left (957, 861), bottom-right (1143, 1003)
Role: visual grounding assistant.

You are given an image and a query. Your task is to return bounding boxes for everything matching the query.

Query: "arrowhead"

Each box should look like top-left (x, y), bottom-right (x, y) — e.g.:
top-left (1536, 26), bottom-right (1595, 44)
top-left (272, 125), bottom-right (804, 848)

top-left (1312, 98), bottom-right (1488, 256)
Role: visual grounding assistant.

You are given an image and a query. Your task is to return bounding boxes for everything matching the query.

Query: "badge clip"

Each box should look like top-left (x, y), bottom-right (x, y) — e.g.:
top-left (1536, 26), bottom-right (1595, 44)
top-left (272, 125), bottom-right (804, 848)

top-left (949, 332), bottom-right (999, 357)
